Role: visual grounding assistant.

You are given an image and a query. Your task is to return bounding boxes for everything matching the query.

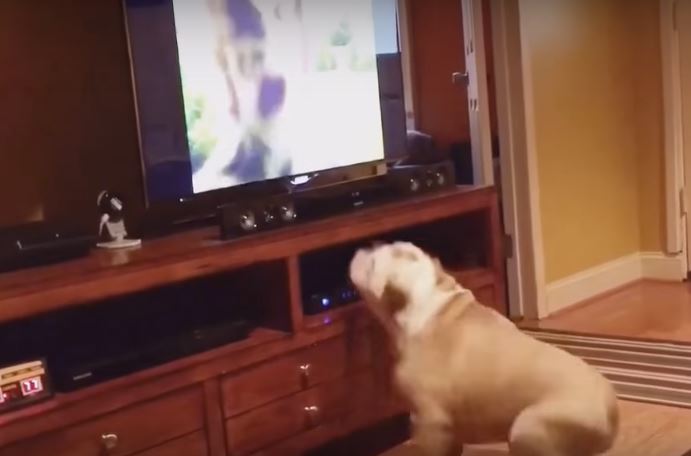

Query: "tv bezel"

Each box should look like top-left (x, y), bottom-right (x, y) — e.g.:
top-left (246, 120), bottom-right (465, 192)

top-left (121, 0), bottom-right (403, 230)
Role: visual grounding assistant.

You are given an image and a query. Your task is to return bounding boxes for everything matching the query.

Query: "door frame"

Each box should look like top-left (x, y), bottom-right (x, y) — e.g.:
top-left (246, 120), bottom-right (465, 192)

top-left (488, 0), bottom-right (547, 318)
top-left (465, 0), bottom-right (535, 317)
top-left (661, 0), bottom-right (690, 272)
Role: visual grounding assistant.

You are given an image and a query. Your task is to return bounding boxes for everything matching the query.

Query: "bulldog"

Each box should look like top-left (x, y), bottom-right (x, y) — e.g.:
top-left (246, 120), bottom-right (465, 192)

top-left (349, 242), bottom-right (618, 456)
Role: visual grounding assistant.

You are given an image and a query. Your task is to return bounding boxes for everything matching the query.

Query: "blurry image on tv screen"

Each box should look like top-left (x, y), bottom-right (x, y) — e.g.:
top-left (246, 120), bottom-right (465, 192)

top-left (172, 0), bottom-right (386, 193)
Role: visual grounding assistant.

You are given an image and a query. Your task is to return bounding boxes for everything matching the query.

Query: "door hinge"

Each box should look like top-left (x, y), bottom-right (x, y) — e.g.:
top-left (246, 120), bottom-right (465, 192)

top-left (680, 188), bottom-right (687, 217)
top-left (504, 233), bottom-right (514, 259)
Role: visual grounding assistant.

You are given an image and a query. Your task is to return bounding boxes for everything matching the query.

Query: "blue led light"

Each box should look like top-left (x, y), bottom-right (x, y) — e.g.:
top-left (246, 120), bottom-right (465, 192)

top-left (321, 297), bottom-right (331, 308)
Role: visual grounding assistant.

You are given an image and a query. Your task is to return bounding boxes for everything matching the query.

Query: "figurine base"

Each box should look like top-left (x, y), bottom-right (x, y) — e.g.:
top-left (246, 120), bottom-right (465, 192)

top-left (96, 238), bottom-right (142, 250)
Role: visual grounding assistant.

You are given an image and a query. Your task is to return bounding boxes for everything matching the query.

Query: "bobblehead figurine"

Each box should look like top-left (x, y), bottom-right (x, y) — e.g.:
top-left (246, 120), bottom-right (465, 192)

top-left (96, 191), bottom-right (141, 250)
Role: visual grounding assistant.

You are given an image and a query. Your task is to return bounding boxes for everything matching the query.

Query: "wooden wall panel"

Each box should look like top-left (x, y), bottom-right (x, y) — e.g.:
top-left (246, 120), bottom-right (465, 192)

top-left (0, 0), bottom-right (144, 230)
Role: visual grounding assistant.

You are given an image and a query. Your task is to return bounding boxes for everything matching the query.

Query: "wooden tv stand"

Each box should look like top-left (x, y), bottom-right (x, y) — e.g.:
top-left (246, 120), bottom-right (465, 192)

top-left (0, 186), bottom-right (504, 456)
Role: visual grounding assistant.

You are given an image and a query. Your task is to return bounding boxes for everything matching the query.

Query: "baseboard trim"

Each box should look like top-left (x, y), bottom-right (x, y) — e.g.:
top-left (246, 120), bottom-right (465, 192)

top-left (640, 251), bottom-right (687, 281)
top-left (546, 254), bottom-right (642, 315)
top-left (546, 252), bottom-right (685, 315)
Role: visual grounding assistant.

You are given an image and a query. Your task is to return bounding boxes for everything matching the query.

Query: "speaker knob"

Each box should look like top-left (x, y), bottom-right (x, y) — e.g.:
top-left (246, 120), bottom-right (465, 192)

top-left (263, 209), bottom-right (276, 224)
top-left (435, 171), bottom-right (446, 186)
top-left (239, 212), bottom-right (257, 231)
top-left (279, 205), bottom-right (297, 223)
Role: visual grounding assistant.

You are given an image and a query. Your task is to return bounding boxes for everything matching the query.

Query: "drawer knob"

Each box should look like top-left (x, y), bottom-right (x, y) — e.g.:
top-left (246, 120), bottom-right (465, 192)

top-left (299, 363), bottom-right (312, 385)
top-left (101, 433), bottom-right (119, 452)
top-left (304, 405), bottom-right (320, 428)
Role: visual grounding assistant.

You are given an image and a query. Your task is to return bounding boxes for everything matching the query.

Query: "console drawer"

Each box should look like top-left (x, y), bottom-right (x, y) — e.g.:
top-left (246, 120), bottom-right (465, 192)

top-left (226, 373), bottom-right (370, 455)
top-left (222, 332), bottom-right (372, 417)
top-left (136, 431), bottom-right (207, 456)
top-left (0, 387), bottom-right (205, 456)
top-left (246, 420), bottom-right (344, 456)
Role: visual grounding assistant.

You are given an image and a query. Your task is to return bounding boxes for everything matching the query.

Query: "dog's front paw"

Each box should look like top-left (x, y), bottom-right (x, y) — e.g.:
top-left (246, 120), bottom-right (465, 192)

top-left (412, 421), bottom-right (462, 456)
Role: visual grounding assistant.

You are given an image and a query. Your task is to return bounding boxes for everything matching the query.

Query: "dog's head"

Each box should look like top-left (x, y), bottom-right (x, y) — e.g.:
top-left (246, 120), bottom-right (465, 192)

top-left (349, 242), bottom-right (459, 332)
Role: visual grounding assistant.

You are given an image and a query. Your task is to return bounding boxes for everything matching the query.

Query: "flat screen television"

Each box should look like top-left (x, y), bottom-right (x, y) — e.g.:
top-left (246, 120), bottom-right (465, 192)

top-left (123, 0), bottom-right (407, 222)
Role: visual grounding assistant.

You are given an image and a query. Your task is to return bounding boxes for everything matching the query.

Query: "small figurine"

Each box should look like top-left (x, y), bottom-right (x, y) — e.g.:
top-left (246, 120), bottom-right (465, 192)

top-left (96, 191), bottom-right (141, 249)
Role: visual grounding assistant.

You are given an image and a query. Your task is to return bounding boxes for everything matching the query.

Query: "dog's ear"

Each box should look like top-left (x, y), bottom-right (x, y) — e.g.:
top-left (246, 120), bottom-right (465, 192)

top-left (433, 258), bottom-right (457, 292)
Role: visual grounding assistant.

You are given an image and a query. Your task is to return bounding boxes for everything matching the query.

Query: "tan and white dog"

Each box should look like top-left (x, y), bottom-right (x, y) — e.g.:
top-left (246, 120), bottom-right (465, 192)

top-left (349, 242), bottom-right (618, 456)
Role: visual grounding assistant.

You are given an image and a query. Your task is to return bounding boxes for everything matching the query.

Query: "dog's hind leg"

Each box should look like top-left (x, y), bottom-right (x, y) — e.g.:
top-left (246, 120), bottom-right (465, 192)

top-left (509, 408), bottom-right (566, 456)
top-left (509, 402), bottom-right (613, 456)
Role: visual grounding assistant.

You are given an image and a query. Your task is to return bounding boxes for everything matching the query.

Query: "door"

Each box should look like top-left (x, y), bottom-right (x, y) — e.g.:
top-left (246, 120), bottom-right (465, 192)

top-left (403, 0), bottom-right (472, 153)
top-left (397, 0), bottom-right (522, 316)
top-left (401, 0), bottom-right (492, 183)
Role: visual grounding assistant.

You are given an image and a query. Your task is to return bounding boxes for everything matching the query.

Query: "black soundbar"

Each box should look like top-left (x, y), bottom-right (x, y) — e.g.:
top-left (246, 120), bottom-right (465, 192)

top-left (0, 223), bottom-right (94, 273)
top-left (218, 161), bottom-right (457, 240)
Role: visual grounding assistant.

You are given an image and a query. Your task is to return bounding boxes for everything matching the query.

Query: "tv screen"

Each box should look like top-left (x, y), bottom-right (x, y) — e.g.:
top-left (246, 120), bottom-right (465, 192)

top-left (125, 0), bottom-right (405, 204)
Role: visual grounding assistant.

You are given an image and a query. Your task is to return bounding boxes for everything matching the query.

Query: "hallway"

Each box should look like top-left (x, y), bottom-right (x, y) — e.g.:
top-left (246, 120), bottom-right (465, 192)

top-left (520, 281), bottom-right (691, 343)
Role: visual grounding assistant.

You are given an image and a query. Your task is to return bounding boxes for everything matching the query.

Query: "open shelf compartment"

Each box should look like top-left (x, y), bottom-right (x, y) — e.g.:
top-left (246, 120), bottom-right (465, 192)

top-left (299, 211), bottom-right (493, 328)
top-left (0, 259), bottom-right (292, 393)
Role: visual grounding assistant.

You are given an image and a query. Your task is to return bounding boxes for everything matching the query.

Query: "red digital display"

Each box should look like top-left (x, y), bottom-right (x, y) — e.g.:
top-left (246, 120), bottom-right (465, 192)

top-left (0, 360), bottom-right (52, 414)
top-left (20, 377), bottom-right (43, 396)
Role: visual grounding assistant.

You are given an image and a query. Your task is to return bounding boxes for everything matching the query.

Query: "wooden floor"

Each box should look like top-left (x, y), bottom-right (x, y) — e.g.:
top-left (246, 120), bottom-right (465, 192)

top-left (520, 280), bottom-right (691, 343)
top-left (381, 401), bottom-right (691, 456)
